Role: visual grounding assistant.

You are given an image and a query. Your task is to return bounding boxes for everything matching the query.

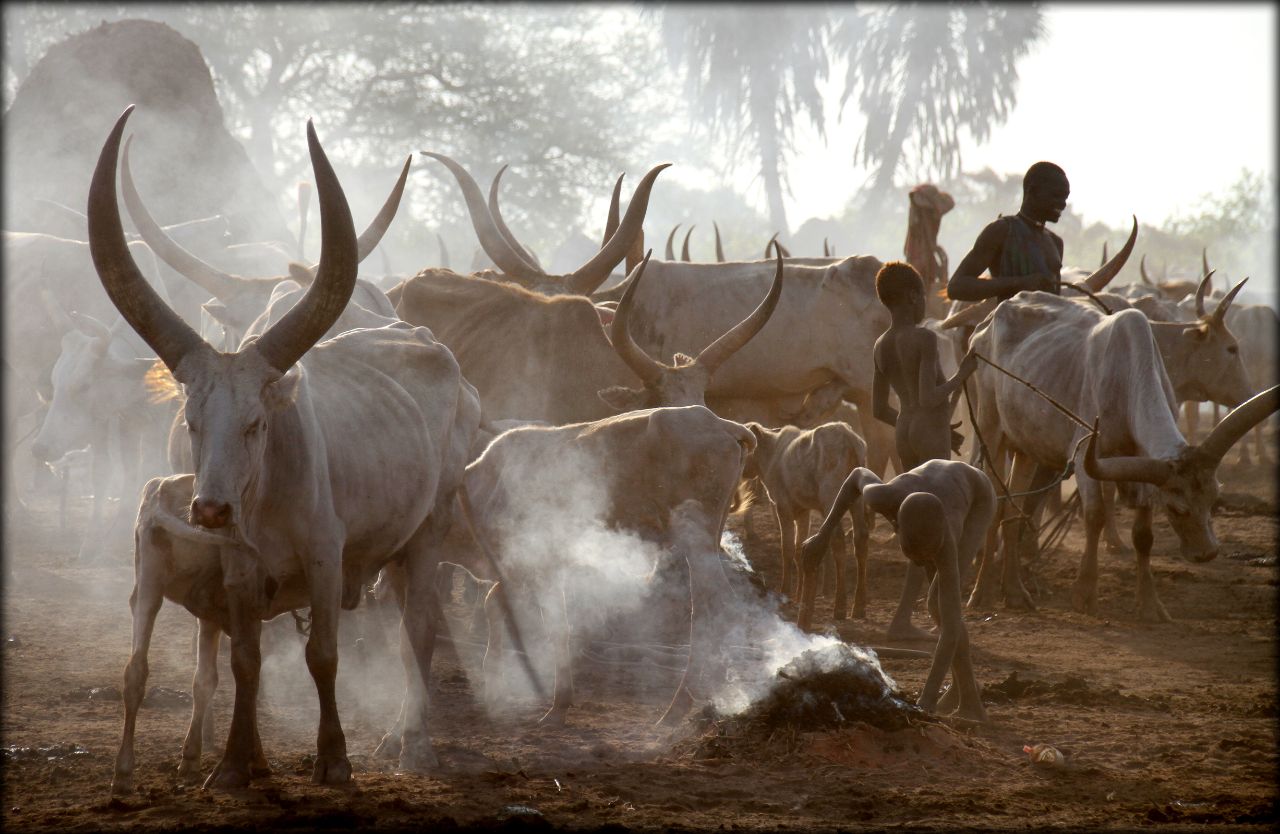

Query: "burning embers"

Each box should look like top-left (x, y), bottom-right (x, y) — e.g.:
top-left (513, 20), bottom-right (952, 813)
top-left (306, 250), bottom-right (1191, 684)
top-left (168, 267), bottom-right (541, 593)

top-left (709, 643), bottom-right (920, 734)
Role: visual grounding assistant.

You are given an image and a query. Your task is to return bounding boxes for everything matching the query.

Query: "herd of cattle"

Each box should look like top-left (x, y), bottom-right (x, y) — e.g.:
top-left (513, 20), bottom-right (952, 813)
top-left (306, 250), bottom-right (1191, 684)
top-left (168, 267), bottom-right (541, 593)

top-left (4, 108), bottom-right (1277, 794)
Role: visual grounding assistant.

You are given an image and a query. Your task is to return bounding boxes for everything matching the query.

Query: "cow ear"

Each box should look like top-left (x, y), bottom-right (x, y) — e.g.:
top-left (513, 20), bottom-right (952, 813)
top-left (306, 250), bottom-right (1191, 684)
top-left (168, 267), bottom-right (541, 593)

top-left (264, 369), bottom-right (302, 411)
top-left (1184, 323), bottom-right (1209, 342)
top-left (597, 386), bottom-right (647, 413)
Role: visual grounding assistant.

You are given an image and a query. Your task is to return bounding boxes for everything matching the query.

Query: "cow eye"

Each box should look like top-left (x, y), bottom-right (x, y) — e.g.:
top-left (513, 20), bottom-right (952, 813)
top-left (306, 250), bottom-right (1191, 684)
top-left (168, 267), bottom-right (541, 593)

top-left (245, 419), bottom-right (264, 436)
top-left (1227, 345), bottom-right (1238, 354)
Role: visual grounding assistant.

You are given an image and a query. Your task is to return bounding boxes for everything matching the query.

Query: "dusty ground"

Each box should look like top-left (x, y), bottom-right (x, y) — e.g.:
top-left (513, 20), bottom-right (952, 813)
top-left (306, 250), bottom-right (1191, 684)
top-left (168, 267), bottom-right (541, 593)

top-left (2, 453), bottom-right (1276, 832)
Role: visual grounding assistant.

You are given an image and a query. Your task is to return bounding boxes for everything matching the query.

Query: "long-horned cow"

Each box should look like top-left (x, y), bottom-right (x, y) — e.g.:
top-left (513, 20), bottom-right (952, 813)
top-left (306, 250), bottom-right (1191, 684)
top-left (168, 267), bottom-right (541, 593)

top-left (457, 405), bottom-right (756, 726)
top-left (965, 291), bottom-right (1277, 621)
top-left (95, 108), bottom-right (480, 791)
top-left (394, 251), bottom-right (784, 425)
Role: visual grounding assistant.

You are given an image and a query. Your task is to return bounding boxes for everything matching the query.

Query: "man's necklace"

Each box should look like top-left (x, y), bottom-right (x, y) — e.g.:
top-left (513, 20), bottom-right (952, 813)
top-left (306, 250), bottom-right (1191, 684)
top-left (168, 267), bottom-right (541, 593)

top-left (1016, 211), bottom-right (1045, 230)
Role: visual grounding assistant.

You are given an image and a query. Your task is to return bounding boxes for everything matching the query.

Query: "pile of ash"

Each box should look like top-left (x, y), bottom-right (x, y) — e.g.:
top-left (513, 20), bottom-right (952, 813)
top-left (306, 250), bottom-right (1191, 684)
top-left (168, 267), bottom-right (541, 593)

top-left (677, 643), bottom-right (936, 762)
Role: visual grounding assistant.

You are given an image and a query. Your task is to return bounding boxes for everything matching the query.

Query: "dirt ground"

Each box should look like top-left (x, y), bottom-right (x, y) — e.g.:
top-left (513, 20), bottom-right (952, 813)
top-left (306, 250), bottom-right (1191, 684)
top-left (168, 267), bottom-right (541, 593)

top-left (2, 451), bottom-right (1276, 832)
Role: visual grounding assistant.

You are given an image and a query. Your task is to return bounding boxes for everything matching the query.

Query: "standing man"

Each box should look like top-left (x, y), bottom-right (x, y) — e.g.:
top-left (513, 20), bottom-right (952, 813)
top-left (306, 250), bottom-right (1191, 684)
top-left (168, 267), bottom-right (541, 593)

top-left (946, 162), bottom-right (1069, 301)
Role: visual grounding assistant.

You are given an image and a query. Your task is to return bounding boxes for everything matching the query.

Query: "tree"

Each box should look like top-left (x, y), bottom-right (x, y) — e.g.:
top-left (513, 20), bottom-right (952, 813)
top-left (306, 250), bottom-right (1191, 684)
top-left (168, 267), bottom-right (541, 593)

top-left (3, 4), bottom-right (670, 264)
top-left (834, 4), bottom-right (1045, 208)
top-left (658, 6), bottom-right (830, 241)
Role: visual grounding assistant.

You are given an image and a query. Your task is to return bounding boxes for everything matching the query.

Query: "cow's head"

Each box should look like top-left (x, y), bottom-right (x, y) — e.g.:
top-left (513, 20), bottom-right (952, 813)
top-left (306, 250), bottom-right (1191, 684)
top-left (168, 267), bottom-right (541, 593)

top-left (596, 251), bottom-right (784, 412)
top-left (1084, 385), bottom-right (1279, 562)
top-left (1171, 273), bottom-right (1252, 406)
top-left (423, 152), bottom-right (668, 297)
top-left (89, 107), bottom-right (356, 536)
top-left (30, 297), bottom-right (155, 464)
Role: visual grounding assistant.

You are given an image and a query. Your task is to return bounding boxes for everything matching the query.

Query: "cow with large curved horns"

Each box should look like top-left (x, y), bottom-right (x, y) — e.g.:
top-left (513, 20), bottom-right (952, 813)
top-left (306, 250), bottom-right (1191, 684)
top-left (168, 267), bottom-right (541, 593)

top-left (424, 151), bottom-right (668, 295)
top-left (120, 136), bottom-right (411, 345)
top-left (94, 107), bottom-right (481, 791)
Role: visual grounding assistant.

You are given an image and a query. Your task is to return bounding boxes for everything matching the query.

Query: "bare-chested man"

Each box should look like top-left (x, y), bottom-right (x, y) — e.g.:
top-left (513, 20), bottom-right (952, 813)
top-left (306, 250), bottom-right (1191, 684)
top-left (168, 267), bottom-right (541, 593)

top-left (871, 262), bottom-right (977, 639)
top-left (799, 460), bottom-right (993, 722)
top-left (946, 161), bottom-right (1069, 302)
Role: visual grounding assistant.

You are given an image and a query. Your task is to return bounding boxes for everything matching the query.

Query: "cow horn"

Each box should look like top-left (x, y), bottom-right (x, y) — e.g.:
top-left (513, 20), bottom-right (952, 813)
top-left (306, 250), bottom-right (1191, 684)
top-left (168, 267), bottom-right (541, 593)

top-left (823, 237), bottom-right (830, 258)
top-left (713, 221), bottom-right (725, 262)
top-left (1083, 215), bottom-right (1137, 292)
top-left (603, 173), bottom-right (624, 249)
top-left (1140, 254), bottom-right (1154, 286)
top-left (608, 250), bottom-right (663, 385)
top-left (252, 120), bottom-right (358, 374)
top-left (1083, 421), bottom-right (1172, 485)
top-left (121, 134), bottom-right (246, 300)
top-left (681, 225), bottom-right (695, 262)
top-left (1193, 269), bottom-right (1216, 318)
top-left (564, 163), bottom-right (669, 296)
top-left (436, 232), bottom-right (450, 269)
top-left (940, 297), bottom-right (999, 330)
top-left (296, 180), bottom-right (312, 261)
top-left (1211, 276), bottom-right (1248, 326)
top-left (764, 233), bottom-right (779, 260)
top-left (89, 107), bottom-right (208, 377)
top-left (665, 224), bottom-right (681, 261)
top-left (1099, 241), bottom-right (1108, 267)
top-left (695, 249), bottom-right (784, 375)
top-left (421, 152), bottom-right (544, 284)
top-left (1202, 246), bottom-right (1211, 278)
top-left (488, 164), bottom-right (543, 273)
top-left (356, 155), bottom-right (412, 262)
top-left (1199, 385), bottom-right (1279, 466)
top-left (625, 227), bottom-right (645, 274)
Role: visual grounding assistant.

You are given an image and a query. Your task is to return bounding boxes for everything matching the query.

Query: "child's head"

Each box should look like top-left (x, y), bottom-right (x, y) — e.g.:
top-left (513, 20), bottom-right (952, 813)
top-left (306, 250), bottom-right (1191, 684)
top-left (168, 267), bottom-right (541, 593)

top-left (875, 261), bottom-right (926, 321)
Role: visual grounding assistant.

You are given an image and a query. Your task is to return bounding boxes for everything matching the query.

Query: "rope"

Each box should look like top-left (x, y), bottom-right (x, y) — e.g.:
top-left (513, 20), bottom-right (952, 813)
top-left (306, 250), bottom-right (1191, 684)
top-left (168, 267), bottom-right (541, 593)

top-left (1037, 489), bottom-right (1080, 554)
top-left (971, 351), bottom-right (1093, 432)
top-left (1064, 281), bottom-right (1115, 315)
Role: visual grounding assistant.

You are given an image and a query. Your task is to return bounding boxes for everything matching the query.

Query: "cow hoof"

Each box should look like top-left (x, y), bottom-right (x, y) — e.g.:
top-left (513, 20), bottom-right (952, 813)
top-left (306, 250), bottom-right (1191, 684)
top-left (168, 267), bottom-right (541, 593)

top-left (396, 742), bottom-right (439, 774)
top-left (203, 761), bottom-right (251, 790)
top-left (109, 774), bottom-right (133, 796)
top-left (177, 758), bottom-right (202, 780)
top-left (1070, 585), bottom-right (1097, 616)
top-left (250, 759), bottom-right (272, 778)
top-left (1003, 586), bottom-right (1037, 611)
top-left (311, 754), bottom-right (352, 785)
top-left (373, 732), bottom-right (402, 760)
top-left (1137, 598), bottom-right (1172, 624)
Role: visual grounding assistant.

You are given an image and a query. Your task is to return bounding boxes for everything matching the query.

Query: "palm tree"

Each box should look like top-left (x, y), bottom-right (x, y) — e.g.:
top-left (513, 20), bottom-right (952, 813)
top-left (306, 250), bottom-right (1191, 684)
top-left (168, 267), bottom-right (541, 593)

top-left (659, 6), bottom-right (830, 241)
top-left (835, 4), bottom-right (1045, 207)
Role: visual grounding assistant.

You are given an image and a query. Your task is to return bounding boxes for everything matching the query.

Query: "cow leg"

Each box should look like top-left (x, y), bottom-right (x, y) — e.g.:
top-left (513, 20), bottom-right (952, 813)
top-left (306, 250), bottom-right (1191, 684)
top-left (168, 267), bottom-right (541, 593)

top-left (1071, 479), bottom-right (1106, 616)
top-left (659, 505), bottom-right (731, 727)
top-left (110, 532), bottom-right (166, 796)
top-left (775, 505), bottom-right (797, 598)
top-left (538, 586), bottom-right (574, 726)
top-left (1132, 504), bottom-right (1171, 623)
top-left (394, 546), bottom-right (449, 773)
top-left (848, 501), bottom-right (870, 619)
top-left (807, 514), bottom-right (837, 600)
top-left (825, 515), bottom-right (849, 620)
top-left (373, 563), bottom-right (410, 761)
top-left (203, 593), bottom-right (263, 790)
top-left (179, 618), bottom-right (222, 780)
top-left (1100, 481), bottom-right (1131, 554)
top-left (995, 453), bottom-right (1038, 611)
top-left (966, 438), bottom-right (1007, 610)
top-left (303, 551), bottom-right (351, 785)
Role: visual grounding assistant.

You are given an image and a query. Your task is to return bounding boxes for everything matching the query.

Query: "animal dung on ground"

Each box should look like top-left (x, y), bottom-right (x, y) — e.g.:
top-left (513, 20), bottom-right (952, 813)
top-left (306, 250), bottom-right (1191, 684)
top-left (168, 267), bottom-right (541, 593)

top-left (1023, 743), bottom-right (1066, 767)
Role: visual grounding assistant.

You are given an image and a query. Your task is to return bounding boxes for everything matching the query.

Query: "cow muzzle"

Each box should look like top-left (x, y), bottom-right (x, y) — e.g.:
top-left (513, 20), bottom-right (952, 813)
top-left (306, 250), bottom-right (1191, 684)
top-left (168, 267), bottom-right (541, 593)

top-left (191, 497), bottom-right (233, 529)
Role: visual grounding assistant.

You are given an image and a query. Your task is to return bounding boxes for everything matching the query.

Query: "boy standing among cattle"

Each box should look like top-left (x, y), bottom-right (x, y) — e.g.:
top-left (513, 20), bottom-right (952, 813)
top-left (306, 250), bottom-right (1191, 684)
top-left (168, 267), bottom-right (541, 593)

top-left (866, 261), bottom-right (978, 639)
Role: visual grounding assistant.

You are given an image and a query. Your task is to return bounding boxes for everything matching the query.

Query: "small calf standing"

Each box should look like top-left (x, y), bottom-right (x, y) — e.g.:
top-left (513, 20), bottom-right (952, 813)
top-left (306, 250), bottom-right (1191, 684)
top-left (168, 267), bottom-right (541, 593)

top-left (738, 422), bottom-right (870, 624)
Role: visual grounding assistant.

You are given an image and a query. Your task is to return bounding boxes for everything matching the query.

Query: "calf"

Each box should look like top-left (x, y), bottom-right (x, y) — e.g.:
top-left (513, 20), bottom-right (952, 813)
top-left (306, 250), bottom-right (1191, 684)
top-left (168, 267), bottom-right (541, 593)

top-left (737, 422), bottom-right (870, 626)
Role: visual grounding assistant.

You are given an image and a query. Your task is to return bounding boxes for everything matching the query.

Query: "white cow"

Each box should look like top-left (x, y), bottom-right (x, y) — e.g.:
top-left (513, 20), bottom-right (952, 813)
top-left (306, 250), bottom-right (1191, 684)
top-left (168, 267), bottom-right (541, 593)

top-left (966, 291), bottom-right (1277, 621)
top-left (94, 109), bottom-right (480, 791)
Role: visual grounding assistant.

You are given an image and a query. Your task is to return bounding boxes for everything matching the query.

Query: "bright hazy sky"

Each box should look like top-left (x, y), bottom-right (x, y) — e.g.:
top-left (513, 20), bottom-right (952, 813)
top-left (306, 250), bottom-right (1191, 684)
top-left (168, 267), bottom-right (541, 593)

top-left (711, 3), bottom-right (1276, 230)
